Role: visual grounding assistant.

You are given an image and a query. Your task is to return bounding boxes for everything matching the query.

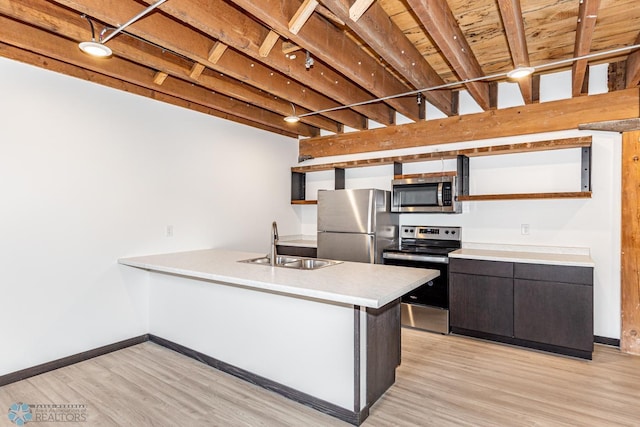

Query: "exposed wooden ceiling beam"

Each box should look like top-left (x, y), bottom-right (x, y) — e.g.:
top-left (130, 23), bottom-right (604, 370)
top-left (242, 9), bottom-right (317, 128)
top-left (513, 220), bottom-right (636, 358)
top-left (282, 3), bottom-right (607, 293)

top-left (2, 0), bottom-right (341, 133)
top-left (496, 0), bottom-right (532, 104)
top-left (0, 16), bottom-right (319, 137)
top-left (135, 0), bottom-right (391, 126)
top-left (349, 0), bottom-right (375, 21)
top-left (572, 0), bottom-right (601, 97)
top-left (289, 0), bottom-right (318, 35)
top-left (578, 118), bottom-right (640, 132)
top-left (0, 43), bottom-right (301, 138)
top-left (50, 0), bottom-right (371, 129)
top-left (315, 4), bottom-right (345, 26)
top-left (626, 33), bottom-right (640, 88)
top-left (299, 88), bottom-right (640, 158)
top-left (318, 0), bottom-right (453, 116)
top-left (405, 0), bottom-right (491, 111)
top-left (227, 0), bottom-right (421, 121)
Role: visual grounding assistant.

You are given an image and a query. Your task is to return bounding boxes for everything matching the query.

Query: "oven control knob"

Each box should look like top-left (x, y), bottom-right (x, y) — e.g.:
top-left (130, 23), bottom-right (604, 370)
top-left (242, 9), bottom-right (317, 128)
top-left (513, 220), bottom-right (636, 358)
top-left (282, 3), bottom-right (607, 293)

top-left (445, 230), bottom-right (449, 234)
top-left (451, 230), bottom-right (456, 234)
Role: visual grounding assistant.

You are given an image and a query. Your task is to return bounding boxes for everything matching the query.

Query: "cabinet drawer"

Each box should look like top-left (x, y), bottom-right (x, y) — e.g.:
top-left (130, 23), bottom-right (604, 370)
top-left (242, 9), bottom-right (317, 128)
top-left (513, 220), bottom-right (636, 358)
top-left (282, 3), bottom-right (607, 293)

top-left (514, 263), bottom-right (593, 286)
top-left (450, 258), bottom-right (513, 278)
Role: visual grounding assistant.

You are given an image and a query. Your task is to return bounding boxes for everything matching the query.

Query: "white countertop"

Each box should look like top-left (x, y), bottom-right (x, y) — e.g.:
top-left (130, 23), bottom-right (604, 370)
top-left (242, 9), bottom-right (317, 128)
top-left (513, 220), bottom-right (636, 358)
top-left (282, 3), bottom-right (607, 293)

top-left (449, 242), bottom-right (595, 267)
top-left (277, 235), bottom-right (317, 248)
top-left (118, 249), bottom-right (436, 308)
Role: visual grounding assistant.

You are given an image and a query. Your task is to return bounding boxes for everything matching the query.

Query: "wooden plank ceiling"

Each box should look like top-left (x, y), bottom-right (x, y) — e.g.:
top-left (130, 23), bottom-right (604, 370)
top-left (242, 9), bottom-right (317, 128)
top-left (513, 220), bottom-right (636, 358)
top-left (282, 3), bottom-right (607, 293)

top-left (1, 0), bottom-right (639, 139)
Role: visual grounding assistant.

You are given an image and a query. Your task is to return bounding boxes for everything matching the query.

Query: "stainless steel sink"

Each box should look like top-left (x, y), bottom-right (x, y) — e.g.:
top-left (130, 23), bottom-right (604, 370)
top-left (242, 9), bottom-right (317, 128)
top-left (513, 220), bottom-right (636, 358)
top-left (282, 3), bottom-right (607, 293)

top-left (280, 258), bottom-right (338, 270)
top-left (240, 255), bottom-right (299, 266)
top-left (239, 255), bottom-right (341, 270)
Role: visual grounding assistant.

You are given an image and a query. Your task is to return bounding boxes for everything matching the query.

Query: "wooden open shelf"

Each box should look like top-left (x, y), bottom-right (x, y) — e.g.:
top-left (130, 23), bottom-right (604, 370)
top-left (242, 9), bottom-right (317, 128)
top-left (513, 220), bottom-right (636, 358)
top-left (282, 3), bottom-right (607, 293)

top-left (291, 136), bottom-right (592, 173)
top-left (394, 171), bottom-right (457, 180)
top-left (291, 136), bottom-right (593, 204)
top-left (458, 192), bottom-right (592, 201)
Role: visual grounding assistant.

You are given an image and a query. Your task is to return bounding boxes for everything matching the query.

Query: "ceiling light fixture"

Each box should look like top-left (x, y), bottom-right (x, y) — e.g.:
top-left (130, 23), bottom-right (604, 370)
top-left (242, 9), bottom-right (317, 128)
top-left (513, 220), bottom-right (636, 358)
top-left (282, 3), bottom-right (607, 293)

top-left (79, 15), bottom-right (112, 57)
top-left (78, 40), bottom-right (112, 58)
top-left (507, 66), bottom-right (535, 79)
top-left (284, 42), bottom-right (640, 122)
top-left (78, 0), bottom-right (169, 58)
top-left (284, 103), bottom-right (301, 123)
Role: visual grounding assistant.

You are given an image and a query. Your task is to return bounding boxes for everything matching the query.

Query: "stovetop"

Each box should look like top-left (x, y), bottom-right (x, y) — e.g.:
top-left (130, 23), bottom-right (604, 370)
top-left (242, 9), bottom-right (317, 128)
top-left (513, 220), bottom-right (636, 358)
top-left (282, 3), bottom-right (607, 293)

top-left (386, 225), bottom-right (462, 255)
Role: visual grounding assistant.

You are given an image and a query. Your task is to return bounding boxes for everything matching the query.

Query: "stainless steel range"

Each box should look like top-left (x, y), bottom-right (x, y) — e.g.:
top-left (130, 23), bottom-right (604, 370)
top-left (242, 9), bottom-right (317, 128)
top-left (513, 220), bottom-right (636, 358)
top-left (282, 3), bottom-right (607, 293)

top-left (382, 225), bottom-right (461, 334)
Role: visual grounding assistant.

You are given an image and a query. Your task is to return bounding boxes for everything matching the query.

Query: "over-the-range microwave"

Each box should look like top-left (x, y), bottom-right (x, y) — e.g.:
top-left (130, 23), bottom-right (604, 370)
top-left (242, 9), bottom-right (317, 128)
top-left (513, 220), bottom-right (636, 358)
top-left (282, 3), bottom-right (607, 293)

top-left (391, 175), bottom-right (461, 213)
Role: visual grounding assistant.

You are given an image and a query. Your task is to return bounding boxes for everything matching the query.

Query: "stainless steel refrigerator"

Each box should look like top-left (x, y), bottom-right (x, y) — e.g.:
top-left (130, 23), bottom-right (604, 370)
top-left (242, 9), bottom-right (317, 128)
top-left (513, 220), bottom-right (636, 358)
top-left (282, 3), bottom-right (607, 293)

top-left (317, 189), bottom-right (398, 264)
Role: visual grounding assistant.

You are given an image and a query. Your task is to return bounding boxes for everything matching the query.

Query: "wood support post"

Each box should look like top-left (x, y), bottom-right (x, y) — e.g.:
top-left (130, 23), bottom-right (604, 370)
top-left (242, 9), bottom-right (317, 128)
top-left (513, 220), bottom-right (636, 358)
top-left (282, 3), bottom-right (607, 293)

top-left (621, 130), bottom-right (640, 355)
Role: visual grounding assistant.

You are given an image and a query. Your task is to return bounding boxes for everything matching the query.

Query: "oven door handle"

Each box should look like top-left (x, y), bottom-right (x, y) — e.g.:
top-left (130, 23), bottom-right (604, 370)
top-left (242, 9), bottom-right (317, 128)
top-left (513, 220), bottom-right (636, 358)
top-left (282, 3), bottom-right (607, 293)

top-left (383, 252), bottom-right (449, 264)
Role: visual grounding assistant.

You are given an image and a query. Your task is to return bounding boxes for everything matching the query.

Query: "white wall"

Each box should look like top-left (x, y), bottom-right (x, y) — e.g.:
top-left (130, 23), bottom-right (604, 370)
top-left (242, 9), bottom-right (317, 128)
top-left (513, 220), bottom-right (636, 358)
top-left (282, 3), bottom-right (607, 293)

top-left (297, 65), bottom-right (622, 339)
top-left (0, 57), bottom-right (299, 375)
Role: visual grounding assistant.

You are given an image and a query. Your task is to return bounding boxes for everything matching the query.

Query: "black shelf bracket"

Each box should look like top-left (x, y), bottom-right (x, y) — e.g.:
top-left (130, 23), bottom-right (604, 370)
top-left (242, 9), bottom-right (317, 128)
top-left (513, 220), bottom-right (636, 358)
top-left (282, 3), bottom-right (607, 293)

top-left (393, 162), bottom-right (403, 178)
top-left (581, 147), bottom-right (592, 192)
top-left (291, 172), bottom-right (306, 201)
top-left (457, 155), bottom-right (470, 196)
top-left (335, 168), bottom-right (345, 190)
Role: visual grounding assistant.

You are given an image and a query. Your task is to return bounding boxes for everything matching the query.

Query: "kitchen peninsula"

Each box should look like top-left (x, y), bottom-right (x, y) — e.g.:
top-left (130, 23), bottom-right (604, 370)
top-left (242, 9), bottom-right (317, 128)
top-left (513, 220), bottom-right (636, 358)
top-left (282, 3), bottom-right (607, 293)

top-left (118, 248), bottom-right (436, 425)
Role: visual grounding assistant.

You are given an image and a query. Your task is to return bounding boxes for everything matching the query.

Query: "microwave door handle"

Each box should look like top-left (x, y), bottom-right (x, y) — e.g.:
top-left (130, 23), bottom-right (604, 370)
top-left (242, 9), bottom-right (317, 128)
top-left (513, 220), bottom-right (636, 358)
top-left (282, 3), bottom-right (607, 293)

top-left (437, 182), bottom-right (444, 206)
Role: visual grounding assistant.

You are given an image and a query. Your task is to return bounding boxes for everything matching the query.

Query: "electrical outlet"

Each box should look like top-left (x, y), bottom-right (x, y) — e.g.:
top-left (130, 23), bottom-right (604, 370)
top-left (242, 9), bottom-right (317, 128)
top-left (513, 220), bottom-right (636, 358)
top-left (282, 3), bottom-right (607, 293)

top-left (166, 225), bottom-right (174, 237)
top-left (521, 224), bottom-right (530, 235)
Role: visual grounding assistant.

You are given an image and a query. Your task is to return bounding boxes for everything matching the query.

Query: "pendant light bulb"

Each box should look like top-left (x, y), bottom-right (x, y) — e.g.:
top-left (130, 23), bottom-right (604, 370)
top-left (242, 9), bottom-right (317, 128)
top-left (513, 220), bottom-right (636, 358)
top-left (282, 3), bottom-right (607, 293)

top-left (507, 66), bottom-right (535, 79)
top-left (79, 41), bottom-right (113, 57)
top-left (284, 103), bottom-right (300, 123)
top-left (284, 115), bottom-right (301, 123)
top-left (79, 14), bottom-right (112, 58)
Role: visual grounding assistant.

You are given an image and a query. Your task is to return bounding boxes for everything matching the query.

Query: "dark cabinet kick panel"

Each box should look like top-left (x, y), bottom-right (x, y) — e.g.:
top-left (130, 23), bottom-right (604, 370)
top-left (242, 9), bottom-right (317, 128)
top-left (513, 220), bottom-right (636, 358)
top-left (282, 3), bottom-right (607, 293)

top-left (449, 258), bottom-right (594, 359)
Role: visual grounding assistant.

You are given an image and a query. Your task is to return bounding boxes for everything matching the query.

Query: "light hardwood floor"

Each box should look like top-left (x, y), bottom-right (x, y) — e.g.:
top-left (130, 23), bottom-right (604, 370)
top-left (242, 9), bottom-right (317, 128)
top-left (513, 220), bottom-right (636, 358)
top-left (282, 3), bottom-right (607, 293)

top-left (2, 329), bottom-right (640, 426)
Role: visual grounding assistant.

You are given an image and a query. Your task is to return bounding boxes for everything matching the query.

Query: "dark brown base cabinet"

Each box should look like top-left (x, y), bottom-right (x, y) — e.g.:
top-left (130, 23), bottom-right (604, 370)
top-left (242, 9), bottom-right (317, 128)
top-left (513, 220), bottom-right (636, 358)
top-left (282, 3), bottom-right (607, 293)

top-left (449, 258), bottom-right (594, 359)
top-left (276, 244), bottom-right (317, 258)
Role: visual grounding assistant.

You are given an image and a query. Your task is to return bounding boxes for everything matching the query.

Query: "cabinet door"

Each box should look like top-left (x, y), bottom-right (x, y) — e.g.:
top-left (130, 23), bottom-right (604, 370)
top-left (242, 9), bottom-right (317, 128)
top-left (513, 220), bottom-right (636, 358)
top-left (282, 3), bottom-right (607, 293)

top-left (450, 273), bottom-right (513, 337)
top-left (514, 279), bottom-right (593, 351)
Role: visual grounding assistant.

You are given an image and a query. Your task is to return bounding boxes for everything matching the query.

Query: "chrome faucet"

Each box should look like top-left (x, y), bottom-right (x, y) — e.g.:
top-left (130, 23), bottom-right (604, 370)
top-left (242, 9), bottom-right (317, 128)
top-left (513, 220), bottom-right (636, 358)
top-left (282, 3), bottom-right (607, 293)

top-left (270, 221), bottom-right (279, 266)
